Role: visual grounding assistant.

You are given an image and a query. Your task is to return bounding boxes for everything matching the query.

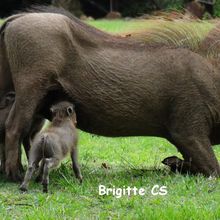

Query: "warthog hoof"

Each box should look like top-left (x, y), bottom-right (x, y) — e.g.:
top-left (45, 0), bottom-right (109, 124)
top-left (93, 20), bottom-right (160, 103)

top-left (162, 156), bottom-right (184, 172)
top-left (19, 184), bottom-right (28, 192)
top-left (6, 169), bottom-right (23, 182)
top-left (162, 156), bottom-right (197, 174)
top-left (42, 184), bottom-right (48, 193)
top-left (0, 163), bottom-right (5, 174)
top-left (35, 175), bottom-right (42, 183)
top-left (77, 174), bottom-right (83, 184)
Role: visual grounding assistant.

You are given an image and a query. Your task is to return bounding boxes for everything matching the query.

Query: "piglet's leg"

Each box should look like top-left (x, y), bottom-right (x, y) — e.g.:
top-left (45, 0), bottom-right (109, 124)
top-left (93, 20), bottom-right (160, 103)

top-left (20, 142), bottom-right (42, 191)
top-left (42, 158), bottom-right (60, 193)
top-left (19, 161), bottom-right (39, 192)
top-left (71, 148), bottom-right (83, 183)
top-left (35, 160), bottom-right (45, 183)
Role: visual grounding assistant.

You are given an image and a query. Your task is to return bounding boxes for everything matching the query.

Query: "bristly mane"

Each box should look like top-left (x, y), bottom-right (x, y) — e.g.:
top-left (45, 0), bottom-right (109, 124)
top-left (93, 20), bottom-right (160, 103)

top-left (5, 5), bottom-right (220, 58)
top-left (23, 6), bottom-right (220, 56)
top-left (24, 5), bottom-right (111, 39)
top-left (198, 23), bottom-right (220, 58)
top-left (12, 5), bottom-right (176, 50)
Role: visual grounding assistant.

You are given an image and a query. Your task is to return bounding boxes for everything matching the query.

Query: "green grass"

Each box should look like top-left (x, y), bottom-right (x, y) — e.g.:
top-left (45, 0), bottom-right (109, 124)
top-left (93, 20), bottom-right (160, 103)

top-left (87, 19), bottom-right (159, 34)
top-left (88, 19), bottom-right (214, 35)
top-left (0, 19), bottom-right (220, 219)
top-left (0, 133), bottom-right (219, 220)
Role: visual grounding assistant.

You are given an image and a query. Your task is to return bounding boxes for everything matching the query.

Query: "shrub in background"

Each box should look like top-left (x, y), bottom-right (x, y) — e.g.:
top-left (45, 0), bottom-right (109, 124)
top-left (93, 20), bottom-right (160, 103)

top-left (214, 0), bottom-right (220, 17)
top-left (155, 0), bottom-right (186, 10)
top-left (119, 0), bottom-right (188, 17)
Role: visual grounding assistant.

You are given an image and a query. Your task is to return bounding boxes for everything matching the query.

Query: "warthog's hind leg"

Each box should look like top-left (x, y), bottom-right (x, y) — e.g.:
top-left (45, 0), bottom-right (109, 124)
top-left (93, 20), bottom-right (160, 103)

top-left (22, 118), bottom-right (45, 160)
top-left (168, 99), bottom-right (220, 177)
top-left (170, 134), bottom-right (220, 177)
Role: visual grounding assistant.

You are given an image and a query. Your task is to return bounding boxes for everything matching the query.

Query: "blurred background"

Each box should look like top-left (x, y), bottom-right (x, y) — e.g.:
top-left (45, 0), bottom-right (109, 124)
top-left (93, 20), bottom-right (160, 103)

top-left (0, 0), bottom-right (219, 20)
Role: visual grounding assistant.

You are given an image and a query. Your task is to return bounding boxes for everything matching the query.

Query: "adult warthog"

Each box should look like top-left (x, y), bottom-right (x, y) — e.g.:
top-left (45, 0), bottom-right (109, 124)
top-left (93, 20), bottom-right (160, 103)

top-left (0, 7), bottom-right (220, 181)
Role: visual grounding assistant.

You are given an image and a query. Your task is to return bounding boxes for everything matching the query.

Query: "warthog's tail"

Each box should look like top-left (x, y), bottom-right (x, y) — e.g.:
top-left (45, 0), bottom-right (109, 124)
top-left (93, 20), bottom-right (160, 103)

top-left (40, 133), bottom-right (55, 159)
top-left (40, 134), bottom-right (48, 159)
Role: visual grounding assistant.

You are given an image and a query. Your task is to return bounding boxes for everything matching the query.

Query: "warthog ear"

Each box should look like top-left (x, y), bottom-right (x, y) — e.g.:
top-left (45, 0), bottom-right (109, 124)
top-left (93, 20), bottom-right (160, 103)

top-left (67, 106), bottom-right (73, 116)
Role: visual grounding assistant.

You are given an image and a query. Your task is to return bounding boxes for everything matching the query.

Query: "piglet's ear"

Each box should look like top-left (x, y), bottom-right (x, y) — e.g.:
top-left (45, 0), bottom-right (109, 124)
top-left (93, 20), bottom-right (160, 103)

top-left (67, 106), bottom-right (73, 116)
top-left (50, 106), bottom-right (55, 113)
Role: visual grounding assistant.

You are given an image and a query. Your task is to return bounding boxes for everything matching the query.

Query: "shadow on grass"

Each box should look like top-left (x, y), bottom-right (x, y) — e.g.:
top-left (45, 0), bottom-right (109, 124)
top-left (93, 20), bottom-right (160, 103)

top-left (0, 161), bottom-right (208, 191)
top-left (0, 162), bottom-right (180, 186)
top-left (50, 162), bottom-right (174, 185)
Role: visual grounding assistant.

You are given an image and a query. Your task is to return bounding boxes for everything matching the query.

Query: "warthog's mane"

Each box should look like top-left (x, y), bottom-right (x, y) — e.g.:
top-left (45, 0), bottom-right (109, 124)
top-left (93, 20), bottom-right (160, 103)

top-left (132, 22), bottom-right (220, 59)
top-left (10, 5), bottom-right (180, 52)
top-left (3, 6), bottom-right (220, 60)
top-left (25, 6), bottom-right (220, 59)
top-left (24, 5), bottom-right (111, 39)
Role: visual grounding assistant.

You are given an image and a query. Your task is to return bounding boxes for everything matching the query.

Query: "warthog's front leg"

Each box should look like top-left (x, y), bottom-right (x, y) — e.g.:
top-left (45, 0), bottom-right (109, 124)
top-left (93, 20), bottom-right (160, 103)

top-left (170, 134), bottom-right (220, 177)
top-left (5, 80), bottom-right (47, 182)
top-left (22, 118), bottom-right (45, 160)
top-left (5, 103), bottom-right (23, 181)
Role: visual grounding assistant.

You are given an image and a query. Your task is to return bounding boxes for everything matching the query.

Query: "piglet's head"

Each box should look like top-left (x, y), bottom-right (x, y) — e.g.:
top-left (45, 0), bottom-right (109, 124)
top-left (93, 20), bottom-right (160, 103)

top-left (50, 101), bottom-right (77, 125)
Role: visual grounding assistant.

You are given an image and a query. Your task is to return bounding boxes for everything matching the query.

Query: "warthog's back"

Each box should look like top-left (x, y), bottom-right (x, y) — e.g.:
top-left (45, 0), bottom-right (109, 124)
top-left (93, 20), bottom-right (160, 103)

top-left (2, 12), bottom-right (220, 138)
top-left (4, 13), bottom-right (72, 75)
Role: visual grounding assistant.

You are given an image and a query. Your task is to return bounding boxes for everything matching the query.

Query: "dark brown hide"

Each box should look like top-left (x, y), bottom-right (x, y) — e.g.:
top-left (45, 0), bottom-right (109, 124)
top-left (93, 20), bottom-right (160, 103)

top-left (0, 92), bottom-right (44, 173)
top-left (0, 10), bottom-right (220, 180)
top-left (0, 92), bottom-right (15, 173)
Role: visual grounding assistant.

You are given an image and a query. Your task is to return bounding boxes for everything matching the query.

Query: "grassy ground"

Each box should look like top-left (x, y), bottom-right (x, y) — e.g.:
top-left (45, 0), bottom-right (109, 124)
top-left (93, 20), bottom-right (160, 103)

top-left (88, 19), bottom-right (214, 35)
top-left (87, 19), bottom-right (159, 34)
top-left (0, 18), bottom-right (219, 220)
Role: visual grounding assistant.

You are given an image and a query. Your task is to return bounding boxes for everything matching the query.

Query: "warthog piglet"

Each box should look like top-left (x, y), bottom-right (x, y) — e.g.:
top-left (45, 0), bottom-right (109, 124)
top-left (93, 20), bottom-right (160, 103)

top-left (20, 101), bottom-right (82, 193)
